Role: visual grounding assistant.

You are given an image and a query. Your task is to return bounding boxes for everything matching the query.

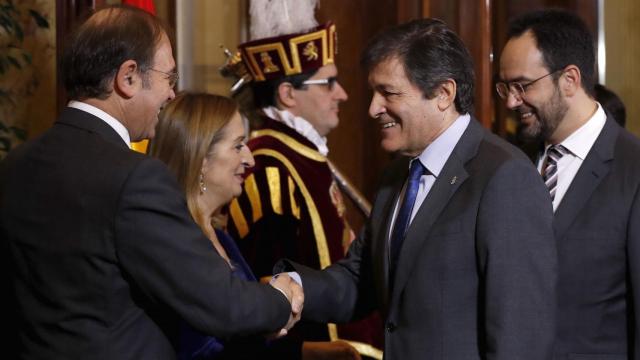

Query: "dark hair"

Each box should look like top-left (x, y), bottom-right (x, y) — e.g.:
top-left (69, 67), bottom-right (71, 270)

top-left (508, 9), bottom-right (596, 96)
top-left (60, 5), bottom-right (167, 100)
top-left (251, 69), bottom-right (318, 108)
top-left (361, 18), bottom-right (475, 114)
top-left (594, 84), bottom-right (626, 127)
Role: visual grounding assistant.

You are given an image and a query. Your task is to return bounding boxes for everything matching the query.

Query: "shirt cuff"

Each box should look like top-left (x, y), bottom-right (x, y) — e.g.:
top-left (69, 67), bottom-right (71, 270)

top-left (270, 272), bottom-right (303, 288)
top-left (286, 272), bottom-right (302, 287)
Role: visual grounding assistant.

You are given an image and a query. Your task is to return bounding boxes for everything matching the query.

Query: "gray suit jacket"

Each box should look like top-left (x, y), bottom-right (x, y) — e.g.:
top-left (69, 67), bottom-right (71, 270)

top-left (552, 117), bottom-right (640, 360)
top-left (279, 119), bottom-right (558, 359)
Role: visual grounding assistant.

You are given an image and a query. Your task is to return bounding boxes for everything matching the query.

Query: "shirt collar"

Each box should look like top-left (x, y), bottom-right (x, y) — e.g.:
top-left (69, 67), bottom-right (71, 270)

top-left (553, 102), bottom-right (606, 160)
top-left (68, 100), bottom-right (131, 148)
top-left (416, 113), bottom-right (471, 177)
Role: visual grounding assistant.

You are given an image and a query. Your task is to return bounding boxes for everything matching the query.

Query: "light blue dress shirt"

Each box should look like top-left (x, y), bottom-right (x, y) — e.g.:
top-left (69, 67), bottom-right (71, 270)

top-left (389, 114), bottom-right (471, 242)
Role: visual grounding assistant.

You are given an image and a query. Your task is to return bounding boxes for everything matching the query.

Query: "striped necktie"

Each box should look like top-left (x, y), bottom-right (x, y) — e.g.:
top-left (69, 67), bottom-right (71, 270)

top-left (543, 145), bottom-right (567, 202)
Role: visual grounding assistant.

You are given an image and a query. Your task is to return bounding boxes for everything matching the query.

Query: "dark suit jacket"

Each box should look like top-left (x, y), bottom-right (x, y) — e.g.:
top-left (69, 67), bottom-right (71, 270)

top-left (0, 108), bottom-right (291, 360)
top-left (278, 119), bottom-right (558, 359)
top-left (552, 117), bottom-right (640, 360)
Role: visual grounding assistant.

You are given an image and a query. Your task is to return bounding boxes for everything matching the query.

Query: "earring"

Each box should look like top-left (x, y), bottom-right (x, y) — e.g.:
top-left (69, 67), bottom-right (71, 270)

top-left (199, 173), bottom-right (207, 194)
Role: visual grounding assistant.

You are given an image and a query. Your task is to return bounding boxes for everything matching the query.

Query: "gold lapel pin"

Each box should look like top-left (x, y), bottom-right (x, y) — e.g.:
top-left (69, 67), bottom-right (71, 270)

top-left (450, 176), bottom-right (457, 185)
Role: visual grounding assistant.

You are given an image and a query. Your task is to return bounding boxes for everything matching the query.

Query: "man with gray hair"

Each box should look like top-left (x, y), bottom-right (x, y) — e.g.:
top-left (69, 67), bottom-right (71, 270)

top-left (277, 18), bottom-right (557, 359)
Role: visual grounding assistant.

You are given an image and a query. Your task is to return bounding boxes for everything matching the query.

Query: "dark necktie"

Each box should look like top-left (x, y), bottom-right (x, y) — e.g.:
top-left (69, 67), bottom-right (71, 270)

top-left (390, 159), bottom-right (426, 273)
top-left (543, 145), bottom-right (567, 202)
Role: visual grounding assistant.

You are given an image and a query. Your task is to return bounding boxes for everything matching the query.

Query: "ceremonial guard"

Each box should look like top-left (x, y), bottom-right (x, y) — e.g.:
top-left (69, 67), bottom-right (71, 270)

top-left (224, 1), bottom-right (382, 358)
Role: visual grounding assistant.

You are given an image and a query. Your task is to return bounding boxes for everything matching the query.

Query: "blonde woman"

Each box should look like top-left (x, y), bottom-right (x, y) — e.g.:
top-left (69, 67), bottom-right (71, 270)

top-left (149, 92), bottom-right (359, 360)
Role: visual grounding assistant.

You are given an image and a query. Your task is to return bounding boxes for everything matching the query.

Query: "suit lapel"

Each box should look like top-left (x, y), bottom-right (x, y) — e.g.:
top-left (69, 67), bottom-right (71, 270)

top-left (389, 119), bottom-right (483, 310)
top-left (371, 159), bottom-right (409, 312)
top-left (553, 117), bottom-right (617, 240)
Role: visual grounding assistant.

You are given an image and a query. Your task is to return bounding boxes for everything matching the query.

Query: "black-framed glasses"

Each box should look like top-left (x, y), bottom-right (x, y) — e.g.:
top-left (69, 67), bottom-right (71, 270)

top-left (495, 69), bottom-right (562, 100)
top-left (302, 76), bottom-right (339, 91)
top-left (149, 68), bottom-right (179, 88)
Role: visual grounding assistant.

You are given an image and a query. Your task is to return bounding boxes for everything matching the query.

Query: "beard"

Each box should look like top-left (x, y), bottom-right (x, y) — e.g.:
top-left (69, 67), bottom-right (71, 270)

top-left (517, 86), bottom-right (568, 143)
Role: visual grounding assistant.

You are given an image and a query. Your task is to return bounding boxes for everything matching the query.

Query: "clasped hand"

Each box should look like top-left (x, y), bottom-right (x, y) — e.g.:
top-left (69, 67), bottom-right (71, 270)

top-left (269, 273), bottom-right (304, 338)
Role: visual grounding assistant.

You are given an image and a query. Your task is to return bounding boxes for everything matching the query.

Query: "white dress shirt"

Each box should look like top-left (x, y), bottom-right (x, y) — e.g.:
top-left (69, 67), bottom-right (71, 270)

top-left (68, 101), bottom-right (132, 148)
top-left (537, 103), bottom-right (606, 211)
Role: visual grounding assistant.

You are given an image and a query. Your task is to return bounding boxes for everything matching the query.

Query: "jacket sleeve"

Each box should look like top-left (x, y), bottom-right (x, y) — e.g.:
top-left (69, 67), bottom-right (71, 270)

top-left (275, 222), bottom-right (377, 324)
top-left (476, 158), bottom-right (557, 360)
top-left (627, 182), bottom-right (640, 360)
top-left (114, 158), bottom-right (291, 338)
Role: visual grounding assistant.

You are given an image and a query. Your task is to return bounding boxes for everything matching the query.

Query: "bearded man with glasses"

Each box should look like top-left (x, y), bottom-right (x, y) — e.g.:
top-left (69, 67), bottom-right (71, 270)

top-left (498, 9), bottom-right (640, 360)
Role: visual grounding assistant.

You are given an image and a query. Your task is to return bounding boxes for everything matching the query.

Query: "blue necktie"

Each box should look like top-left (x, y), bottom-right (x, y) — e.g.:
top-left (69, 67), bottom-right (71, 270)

top-left (390, 159), bottom-right (426, 273)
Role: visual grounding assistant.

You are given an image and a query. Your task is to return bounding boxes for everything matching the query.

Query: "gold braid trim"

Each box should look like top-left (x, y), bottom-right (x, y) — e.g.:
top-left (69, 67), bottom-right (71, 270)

top-left (288, 176), bottom-right (301, 219)
top-left (245, 174), bottom-right (263, 222)
top-left (253, 149), bottom-right (330, 269)
top-left (344, 340), bottom-right (384, 360)
top-left (328, 324), bottom-right (383, 359)
top-left (229, 199), bottom-right (248, 238)
top-left (251, 129), bottom-right (327, 163)
top-left (265, 167), bottom-right (282, 215)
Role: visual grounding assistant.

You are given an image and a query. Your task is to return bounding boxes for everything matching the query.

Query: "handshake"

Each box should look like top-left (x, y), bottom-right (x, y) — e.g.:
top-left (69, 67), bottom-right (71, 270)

top-left (269, 273), bottom-right (304, 337)
top-left (268, 275), bottom-right (362, 360)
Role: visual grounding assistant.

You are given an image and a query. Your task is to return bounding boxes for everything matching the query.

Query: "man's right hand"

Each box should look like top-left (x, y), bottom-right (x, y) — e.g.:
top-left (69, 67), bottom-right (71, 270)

top-left (269, 273), bottom-right (304, 337)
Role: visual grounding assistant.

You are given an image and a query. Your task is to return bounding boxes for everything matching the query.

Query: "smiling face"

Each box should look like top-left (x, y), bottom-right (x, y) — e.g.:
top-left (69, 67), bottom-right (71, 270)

top-left (200, 112), bottom-right (254, 210)
top-left (289, 64), bottom-right (348, 136)
top-left (367, 56), bottom-right (448, 157)
top-left (499, 31), bottom-right (568, 143)
top-left (131, 33), bottom-right (177, 141)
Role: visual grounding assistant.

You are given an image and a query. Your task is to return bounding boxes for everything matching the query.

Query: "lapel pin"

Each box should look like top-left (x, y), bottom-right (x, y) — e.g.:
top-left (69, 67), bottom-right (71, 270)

top-left (450, 176), bottom-right (457, 185)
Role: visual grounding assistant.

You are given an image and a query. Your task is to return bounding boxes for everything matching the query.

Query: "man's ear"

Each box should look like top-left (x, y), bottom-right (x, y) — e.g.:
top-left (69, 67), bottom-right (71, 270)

top-left (560, 65), bottom-right (581, 97)
top-left (276, 82), bottom-right (297, 108)
top-left (436, 79), bottom-right (457, 111)
top-left (114, 60), bottom-right (140, 98)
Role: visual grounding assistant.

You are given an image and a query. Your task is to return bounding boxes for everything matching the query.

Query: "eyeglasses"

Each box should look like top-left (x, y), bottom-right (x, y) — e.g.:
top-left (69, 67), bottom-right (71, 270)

top-left (495, 69), bottom-right (562, 100)
top-left (301, 76), bottom-right (339, 91)
top-left (148, 68), bottom-right (179, 88)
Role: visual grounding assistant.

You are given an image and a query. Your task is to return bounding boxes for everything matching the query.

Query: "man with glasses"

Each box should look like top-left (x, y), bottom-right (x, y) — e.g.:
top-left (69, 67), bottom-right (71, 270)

top-left (148, 67), bottom-right (180, 88)
top-left (225, 3), bottom-right (382, 358)
top-left (498, 9), bottom-right (640, 359)
top-left (0, 5), bottom-right (304, 359)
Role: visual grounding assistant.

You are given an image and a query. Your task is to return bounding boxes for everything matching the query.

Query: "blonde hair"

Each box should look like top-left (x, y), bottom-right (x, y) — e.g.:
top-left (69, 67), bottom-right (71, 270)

top-left (149, 92), bottom-right (238, 235)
